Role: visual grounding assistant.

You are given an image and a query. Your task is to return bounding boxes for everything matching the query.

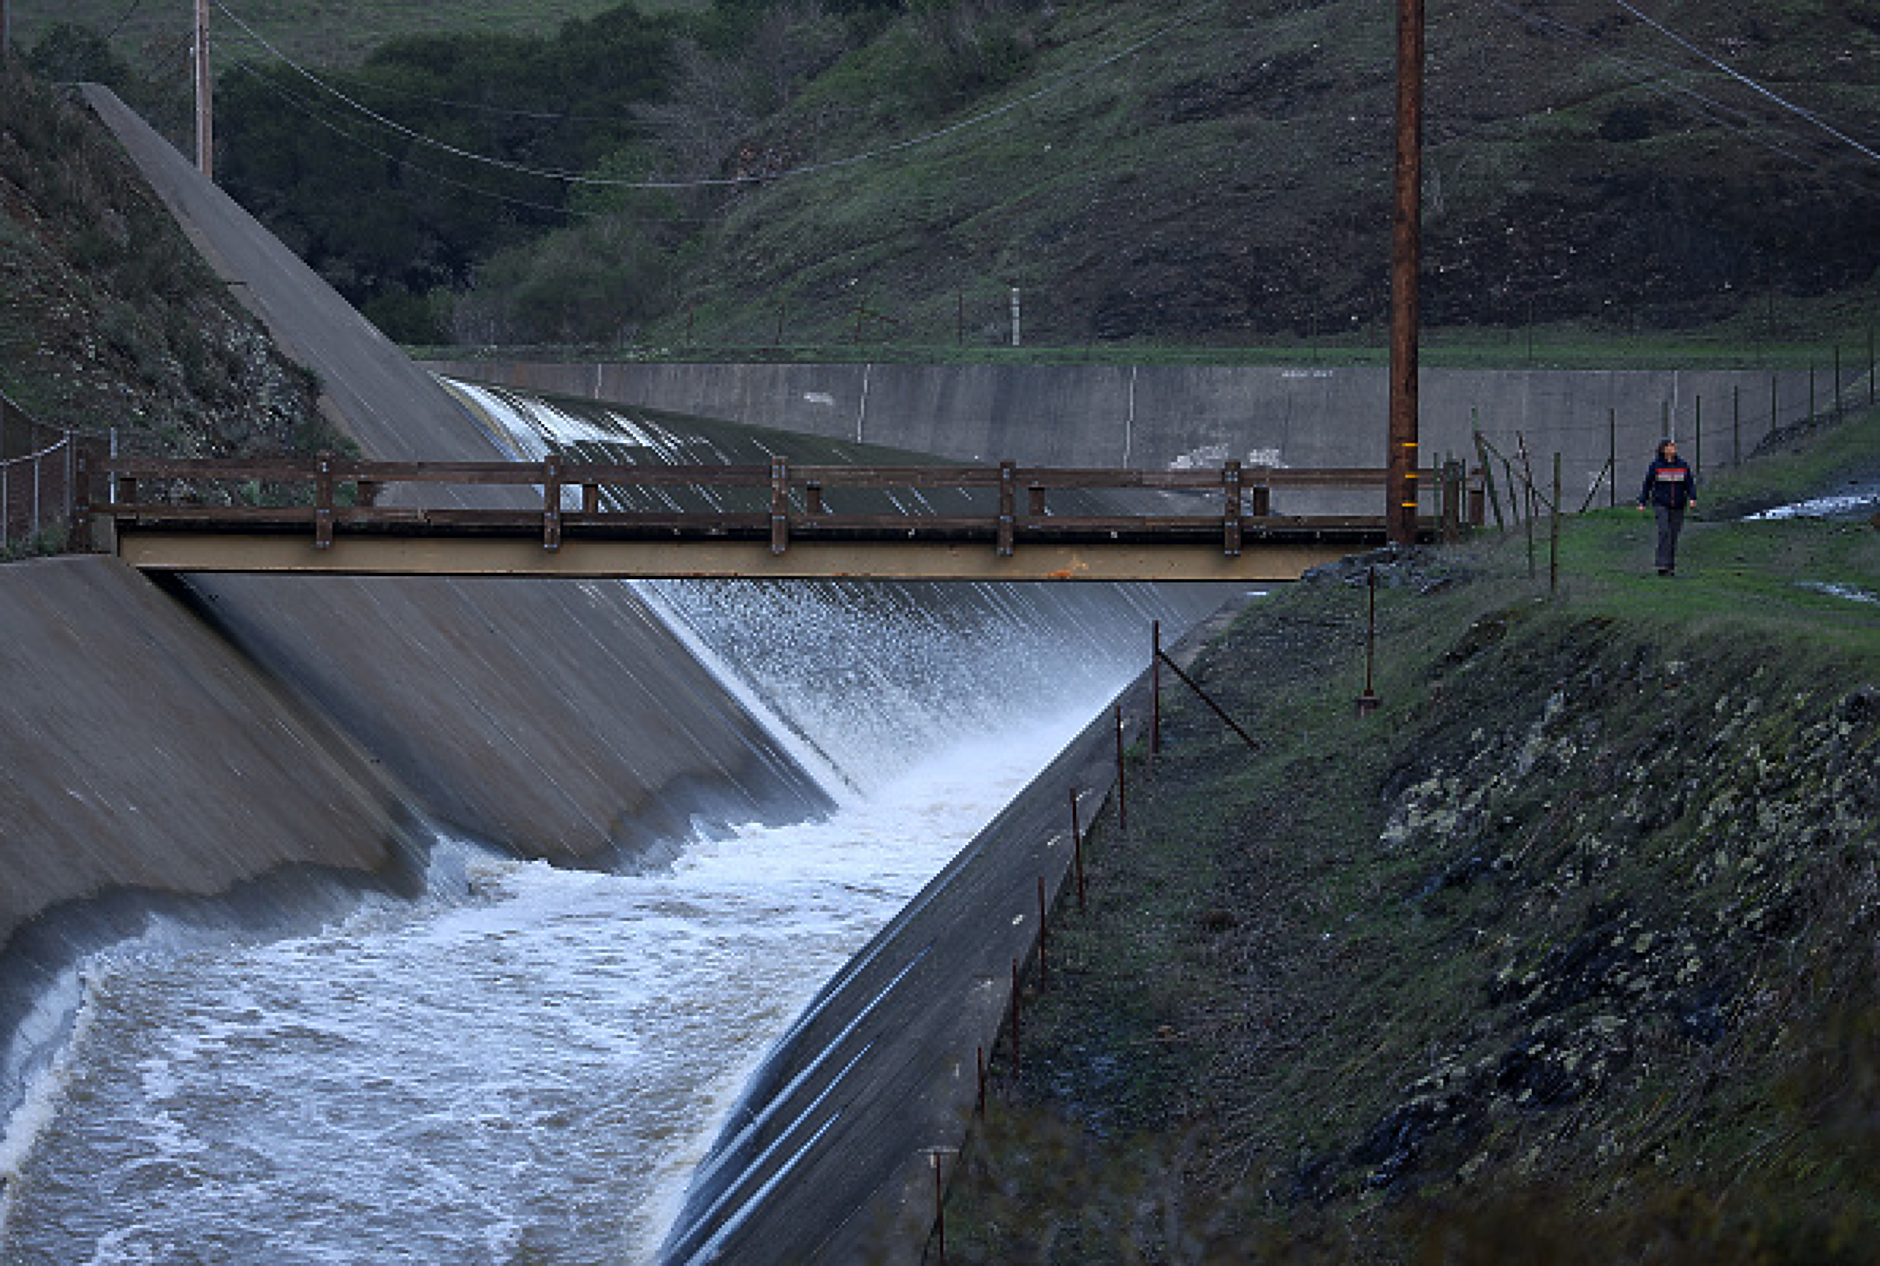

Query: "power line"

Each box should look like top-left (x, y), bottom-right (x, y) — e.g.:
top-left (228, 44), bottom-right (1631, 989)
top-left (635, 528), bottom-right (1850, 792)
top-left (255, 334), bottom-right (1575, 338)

top-left (1477, 0), bottom-right (1863, 176)
top-left (1611, 0), bottom-right (1878, 164)
top-left (227, 60), bottom-right (702, 224)
top-left (215, 0), bottom-right (1230, 190)
top-left (323, 71), bottom-right (651, 126)
top-left (105, 0), bottom-right (147, 42)
top-left (226, 61), bottom-right (574, 217)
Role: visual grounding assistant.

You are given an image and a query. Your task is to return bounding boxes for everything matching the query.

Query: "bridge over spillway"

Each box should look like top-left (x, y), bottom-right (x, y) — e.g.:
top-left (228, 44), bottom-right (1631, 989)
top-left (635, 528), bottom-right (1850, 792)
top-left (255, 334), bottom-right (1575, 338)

top-left (76, 454), bottom-right (1480, 583)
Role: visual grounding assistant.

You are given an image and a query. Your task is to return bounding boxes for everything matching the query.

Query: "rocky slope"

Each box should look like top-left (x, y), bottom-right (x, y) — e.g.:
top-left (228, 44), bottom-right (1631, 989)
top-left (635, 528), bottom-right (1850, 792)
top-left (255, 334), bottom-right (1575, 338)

top-left (0, 62), bottom-right (339, 461)
top-left (941, 411), bottom-right (1880, 1262)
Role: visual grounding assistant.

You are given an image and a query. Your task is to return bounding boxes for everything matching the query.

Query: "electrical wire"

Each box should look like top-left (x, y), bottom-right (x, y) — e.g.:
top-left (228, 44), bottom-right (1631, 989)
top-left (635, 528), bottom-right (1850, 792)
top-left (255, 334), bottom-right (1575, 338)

top-left (225, 61), bottom-right (577, 217)
top-left (227, 60), bottom-right (703, 224)
top-left (1476, 0), bottom-right (1863, 176)
top-left (1611, 0), bottom-right (1878, 164)
top-left (105, 0), bottom-right (148, 43)
top-left (215, 0), bottom-right (1230, 190)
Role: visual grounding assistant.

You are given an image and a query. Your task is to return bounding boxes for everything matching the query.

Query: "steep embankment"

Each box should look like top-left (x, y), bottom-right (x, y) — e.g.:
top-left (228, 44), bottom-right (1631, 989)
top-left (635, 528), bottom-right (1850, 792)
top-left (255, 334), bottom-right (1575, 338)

top-left (0, 64), bottom-right (339, 461)
top-left (942, 410), bottom-right (1879, 1262)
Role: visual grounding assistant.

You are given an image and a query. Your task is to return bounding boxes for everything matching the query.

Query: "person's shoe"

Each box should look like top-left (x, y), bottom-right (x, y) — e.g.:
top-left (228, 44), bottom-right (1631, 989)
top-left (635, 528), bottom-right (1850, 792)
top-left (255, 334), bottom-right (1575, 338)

top-left (1658, 568), bottom-right (1671, 576)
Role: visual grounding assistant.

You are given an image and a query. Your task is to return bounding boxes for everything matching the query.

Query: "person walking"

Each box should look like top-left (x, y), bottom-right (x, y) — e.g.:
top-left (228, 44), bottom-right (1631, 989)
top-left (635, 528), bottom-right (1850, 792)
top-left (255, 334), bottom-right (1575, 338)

top-left (1637, 437), bottom-right (1698, 576)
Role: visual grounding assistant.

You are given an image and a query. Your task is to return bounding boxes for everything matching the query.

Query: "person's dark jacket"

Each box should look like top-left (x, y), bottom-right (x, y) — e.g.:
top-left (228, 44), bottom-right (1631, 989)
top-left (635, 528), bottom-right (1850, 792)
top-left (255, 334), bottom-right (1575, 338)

top-left (1639, 457), bottom-right (1698, 509)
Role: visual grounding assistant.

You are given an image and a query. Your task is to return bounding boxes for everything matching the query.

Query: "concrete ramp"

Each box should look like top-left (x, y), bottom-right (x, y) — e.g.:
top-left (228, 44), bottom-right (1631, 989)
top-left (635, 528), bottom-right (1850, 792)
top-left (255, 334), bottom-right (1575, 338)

top-left (80, 87), bottom-right (489, 465)
top-left (77, 86), bottom-right (829, 860)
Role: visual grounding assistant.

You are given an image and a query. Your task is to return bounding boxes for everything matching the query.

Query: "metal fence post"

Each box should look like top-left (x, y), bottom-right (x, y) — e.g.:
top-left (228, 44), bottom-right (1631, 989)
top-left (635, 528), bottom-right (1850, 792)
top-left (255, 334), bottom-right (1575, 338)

top-left (1608, 407), bottom-right (1616, 507)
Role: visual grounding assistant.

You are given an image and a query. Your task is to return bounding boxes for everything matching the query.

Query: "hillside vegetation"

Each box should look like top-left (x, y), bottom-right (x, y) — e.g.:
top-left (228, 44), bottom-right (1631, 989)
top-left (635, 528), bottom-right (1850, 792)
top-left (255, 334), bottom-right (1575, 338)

top-left (942, 405), bottom-right (1880, 1262)
top-left (0, 61), bottom-right (340, 459)
top-left (15, 0), bottom-right (1878, 353)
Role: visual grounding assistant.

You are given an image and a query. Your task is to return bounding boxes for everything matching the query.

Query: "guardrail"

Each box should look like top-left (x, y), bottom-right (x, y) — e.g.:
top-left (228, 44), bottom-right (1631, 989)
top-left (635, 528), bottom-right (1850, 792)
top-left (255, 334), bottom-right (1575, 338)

top-left (77, 455), bottom-right (1482, 559)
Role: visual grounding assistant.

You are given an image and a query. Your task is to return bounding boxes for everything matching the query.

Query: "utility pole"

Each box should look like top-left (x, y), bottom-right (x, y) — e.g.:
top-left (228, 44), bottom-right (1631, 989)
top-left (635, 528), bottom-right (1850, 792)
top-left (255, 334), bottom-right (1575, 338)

top-left (3, 0), bottom-right (12, 59)
top-left (1386, 0), bottom-right (1424, 545)
top-left (195, 0), bottom-right (213, 180)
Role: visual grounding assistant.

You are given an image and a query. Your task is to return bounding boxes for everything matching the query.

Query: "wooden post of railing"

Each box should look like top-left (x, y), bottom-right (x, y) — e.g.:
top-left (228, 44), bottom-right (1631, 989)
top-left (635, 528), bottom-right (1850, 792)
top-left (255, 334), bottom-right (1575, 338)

top-left (314, 453), bottom-right (334, 549)
top-left (1028, 482), bottom-right (1046, 517)
top-left (997, 461), bottom-right (1016, 557)
top-left (1442, 460), bottom-right (1462, 542)
top-left (1549, 451), bottom-right (1561, 596)
top-left (543, 454), bottom-right (563, 552)
top-left (357, 479), bottom-right (381, 508)
top-left (1222, 459), bottom-right (1242, 556)
top-left (806, 481), bottom-right (825, 516)
top-left (73, 443), bottom-right (94, 552)
top-left (770, 457), bottom-right (789, 555)
top-left (1467, 465), bottom-right (1485, 527)
top-left (116, 472), bottom-right (137, 506)
top-left (1151, 619), bottom-right (1162, 757)
top-left (1249, 480), bottom-right (1271, 517)
top-left (581, 482), bottom-right (599, 515)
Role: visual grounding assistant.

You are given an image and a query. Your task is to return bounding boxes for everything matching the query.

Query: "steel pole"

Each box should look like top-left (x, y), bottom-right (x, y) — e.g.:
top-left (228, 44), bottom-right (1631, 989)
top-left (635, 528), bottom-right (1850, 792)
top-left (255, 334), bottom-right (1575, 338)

top-left (1387, 0), bottom-right (1425, 544)
top-left (195, 0), bottom-right (213, 180)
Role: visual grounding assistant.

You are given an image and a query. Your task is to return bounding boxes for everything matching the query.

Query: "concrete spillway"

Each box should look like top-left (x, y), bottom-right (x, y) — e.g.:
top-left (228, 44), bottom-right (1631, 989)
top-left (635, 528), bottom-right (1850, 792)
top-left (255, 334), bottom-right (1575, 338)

top-left (0, 386), bottom-right (1225, 1260)
top-left (425, 358), bottom-right (1838, 514)
top-left (71, 84), bottom-right (828, 868)
top-left (3, 87), bottom-right (1233, 1262)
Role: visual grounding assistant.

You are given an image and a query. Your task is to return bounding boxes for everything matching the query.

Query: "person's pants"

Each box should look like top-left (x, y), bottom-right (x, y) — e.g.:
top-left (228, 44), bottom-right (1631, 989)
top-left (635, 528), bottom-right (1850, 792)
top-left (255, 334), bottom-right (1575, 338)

top-left (1655, 503), bottom-right (1686, 572)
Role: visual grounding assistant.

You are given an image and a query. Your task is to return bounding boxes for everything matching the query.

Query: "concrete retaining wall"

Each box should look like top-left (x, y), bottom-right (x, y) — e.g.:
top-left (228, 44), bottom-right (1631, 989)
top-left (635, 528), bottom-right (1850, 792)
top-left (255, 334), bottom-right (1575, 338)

top-left (660, 601), bottom-right (1242, 1264)
top-left (0, 556), bottom-right (408, 944)
top-left (427, 359), bottom-right (1827, 512)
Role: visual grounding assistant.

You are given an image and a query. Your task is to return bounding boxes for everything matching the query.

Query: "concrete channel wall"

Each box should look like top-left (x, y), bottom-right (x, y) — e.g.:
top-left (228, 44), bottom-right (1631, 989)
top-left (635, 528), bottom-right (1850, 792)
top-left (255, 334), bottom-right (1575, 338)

top-left (0, 557), bottom-right (411, 946)
top-left (426, 359), bottom-right (1829, 514)
top-left (661, 604), bottom-right (1238, 1264)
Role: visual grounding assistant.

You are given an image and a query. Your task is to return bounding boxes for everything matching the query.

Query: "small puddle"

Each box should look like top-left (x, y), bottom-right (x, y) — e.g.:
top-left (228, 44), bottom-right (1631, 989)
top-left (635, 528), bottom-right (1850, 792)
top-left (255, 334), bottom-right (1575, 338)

top-left (1744, 483), bottom-right (1880, 521)
top-left (1799, 581), bottom-right (1880, 606)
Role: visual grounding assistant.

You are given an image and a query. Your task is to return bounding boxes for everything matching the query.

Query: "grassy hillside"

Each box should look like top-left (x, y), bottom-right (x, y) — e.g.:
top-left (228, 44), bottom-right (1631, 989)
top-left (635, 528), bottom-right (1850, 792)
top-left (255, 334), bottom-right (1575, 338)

top-left (5, 0), bottom-right (704, 71)
top-left (940, 404), bottom-right (1880, 1261)
top-left (15, 0), bottom-right (1876, 354)
top-left (657, 0), bottom-right (1879, 350)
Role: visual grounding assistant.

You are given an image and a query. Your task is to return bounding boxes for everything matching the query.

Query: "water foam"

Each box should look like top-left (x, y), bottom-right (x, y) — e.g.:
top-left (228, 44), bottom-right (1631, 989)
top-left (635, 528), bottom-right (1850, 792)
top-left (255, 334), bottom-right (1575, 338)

top-left (0, 712), bottom-right (1104, 1264)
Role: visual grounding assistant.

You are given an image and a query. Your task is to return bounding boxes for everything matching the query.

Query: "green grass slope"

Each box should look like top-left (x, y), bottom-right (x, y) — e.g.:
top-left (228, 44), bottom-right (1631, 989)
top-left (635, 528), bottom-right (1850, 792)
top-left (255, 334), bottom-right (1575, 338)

top-left (5, 0), bottom-right (703, 71)
top-left (942, 404), bottom-right (1879, 1262)
top-left (21, 0), bottom-right (1877, 354)
top-left (642, 0), bottom-right (1880, 351)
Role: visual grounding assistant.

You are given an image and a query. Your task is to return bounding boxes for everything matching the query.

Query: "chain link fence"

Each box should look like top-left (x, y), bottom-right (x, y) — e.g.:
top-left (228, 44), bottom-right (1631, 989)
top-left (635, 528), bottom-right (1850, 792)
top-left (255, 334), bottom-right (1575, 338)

top-left (1, 389), bottom-right (102, 557)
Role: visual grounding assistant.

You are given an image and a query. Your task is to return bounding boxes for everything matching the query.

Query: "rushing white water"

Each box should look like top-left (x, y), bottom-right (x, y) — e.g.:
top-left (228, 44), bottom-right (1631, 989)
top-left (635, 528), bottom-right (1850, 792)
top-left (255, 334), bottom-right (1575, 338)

top-left (0, 717), bottom-right (1102, 1265)
top-left (0, 385), bottom-right (1227, 1263)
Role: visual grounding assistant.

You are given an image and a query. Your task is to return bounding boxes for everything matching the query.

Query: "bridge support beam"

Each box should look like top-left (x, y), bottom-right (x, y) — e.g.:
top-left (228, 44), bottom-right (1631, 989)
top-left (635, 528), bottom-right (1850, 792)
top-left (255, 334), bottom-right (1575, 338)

top-left (114, 532), bottom-right (1358, 583)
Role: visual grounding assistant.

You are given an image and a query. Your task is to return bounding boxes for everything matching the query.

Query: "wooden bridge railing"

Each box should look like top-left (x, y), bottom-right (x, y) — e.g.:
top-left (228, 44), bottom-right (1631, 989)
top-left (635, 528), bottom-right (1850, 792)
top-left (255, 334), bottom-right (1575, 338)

top-left (75, 454), bottom-right (1481, 558)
